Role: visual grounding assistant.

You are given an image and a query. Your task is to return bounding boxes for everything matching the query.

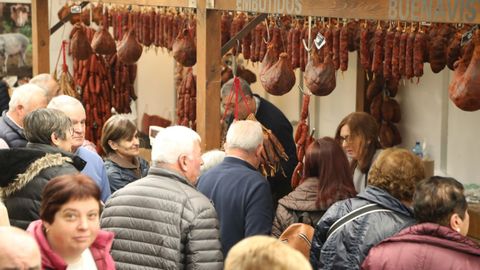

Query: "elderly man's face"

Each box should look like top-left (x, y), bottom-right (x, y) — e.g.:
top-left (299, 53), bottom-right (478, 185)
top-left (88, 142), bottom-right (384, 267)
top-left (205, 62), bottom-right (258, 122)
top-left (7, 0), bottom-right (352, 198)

top-left (61, 105), bottom-right (86, 151)
top-left (221, 94), bottom-right (254, 120)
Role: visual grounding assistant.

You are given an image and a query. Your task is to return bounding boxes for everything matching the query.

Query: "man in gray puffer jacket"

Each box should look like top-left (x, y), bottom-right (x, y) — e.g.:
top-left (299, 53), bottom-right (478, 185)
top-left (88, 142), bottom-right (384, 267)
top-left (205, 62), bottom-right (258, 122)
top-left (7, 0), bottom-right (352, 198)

top-left (101, 125), bottom-right (223, 270)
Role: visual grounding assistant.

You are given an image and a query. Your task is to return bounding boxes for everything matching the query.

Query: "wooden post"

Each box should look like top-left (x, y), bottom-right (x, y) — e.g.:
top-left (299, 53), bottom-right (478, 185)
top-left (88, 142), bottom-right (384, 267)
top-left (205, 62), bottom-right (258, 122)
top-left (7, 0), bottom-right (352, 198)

top-left (196, 0), bottom-right (222, 151)
top-left (355, 52), bottom-right (367, 112)
top-left (31, 0), bottom-right (50, 75)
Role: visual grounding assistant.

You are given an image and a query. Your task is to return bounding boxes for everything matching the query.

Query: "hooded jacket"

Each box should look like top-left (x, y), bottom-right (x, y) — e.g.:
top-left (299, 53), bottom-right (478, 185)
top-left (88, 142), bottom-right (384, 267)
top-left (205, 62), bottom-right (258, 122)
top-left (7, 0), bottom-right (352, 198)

top-left (101, 167), bottom-right (223, 270)
top-left (28, 220), bottom-right (115, 270)
top-left (362, 223), bottom-right (480, 270)
top-left (310, 186), bottom-right (416, 270)
top-left (0, 143), bottom-right (85, 229)
top-left (272, 178), bottom-right (327, 238)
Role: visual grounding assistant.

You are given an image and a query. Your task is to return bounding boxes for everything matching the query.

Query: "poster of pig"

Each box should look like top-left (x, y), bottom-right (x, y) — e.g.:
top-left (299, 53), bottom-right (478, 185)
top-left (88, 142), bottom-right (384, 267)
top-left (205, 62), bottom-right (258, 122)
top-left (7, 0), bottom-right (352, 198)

top-left (0, 1), bottom-right (32, 79)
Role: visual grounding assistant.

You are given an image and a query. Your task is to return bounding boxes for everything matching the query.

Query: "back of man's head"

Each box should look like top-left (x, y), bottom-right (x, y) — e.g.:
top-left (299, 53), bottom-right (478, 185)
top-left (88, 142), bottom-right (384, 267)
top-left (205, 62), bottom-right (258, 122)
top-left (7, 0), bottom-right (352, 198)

top-left (225, 120), bottom-right (263, 153)
top-left (47, 94), bottom-right (84, 111)
top-left (413, 176), bottom-right (467, 227)
top-left (152, 125), bottom-right (201, 165)
top-left (225, 235), bottom-right (312, 270)
top-left (30, 73), bottom-right (60, 99)
top-left (221, 77), bottom-right (253, 99)
top-left (8, 84), bottom-right (48, 120)
top-left (0, 226), bottom-right (41, 269)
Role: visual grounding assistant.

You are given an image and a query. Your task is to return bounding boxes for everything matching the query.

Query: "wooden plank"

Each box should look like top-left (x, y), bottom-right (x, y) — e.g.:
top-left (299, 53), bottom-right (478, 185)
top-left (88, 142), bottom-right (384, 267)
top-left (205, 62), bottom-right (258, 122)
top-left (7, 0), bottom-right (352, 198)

top-left (212, 0), bottom-right (480, 24)
top-left (355, 52), bottom-right (366, 112)
top-left (31, 0), bottom-right (50, 75)
top-left (221, 13), bottom-right (267, 56)
top-left (196, 0), bottom-right (222, 151)
top-left (86, 0), bottom-right (192, 7)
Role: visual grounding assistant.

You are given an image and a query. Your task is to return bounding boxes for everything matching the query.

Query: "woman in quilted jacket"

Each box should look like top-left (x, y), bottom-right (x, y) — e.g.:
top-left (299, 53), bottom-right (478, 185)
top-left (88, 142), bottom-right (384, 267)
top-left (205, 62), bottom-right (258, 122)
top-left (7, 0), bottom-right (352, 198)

top-left (362, 176), bottom-right (480, 270)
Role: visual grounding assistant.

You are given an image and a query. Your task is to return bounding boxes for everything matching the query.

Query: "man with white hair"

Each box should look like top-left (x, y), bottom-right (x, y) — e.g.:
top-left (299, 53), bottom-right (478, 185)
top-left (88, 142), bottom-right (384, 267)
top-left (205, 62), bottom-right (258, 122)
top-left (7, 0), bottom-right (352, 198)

top-left (0, 83), bottom-right (48, 148)
top-left (101, 125), bottom-right (223, 269)
top-left (48, 95), bottom-right (111, 202)
top-left (197, 120), bottom-right (274, 256)
top-left (0, 226), bottom-right (41, 269)
top-left (29, 73), bottom-right (61, 100)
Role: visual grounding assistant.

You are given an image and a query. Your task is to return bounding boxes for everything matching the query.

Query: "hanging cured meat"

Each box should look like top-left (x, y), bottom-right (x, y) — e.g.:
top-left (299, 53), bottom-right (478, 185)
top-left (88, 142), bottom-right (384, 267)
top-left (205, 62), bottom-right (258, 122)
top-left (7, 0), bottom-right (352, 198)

top-left (70, 23), bottom-right (92, 60)
top-left (172, 29), bottom-right (197, 67)
top-left (304, 50), bottom-right (336, 96)
top-left (448, 30), bottom-right (480, 111)
top-left (260, 53), bottom-right (296, 96)
top-left (91, 11), bottom-right (116, 55)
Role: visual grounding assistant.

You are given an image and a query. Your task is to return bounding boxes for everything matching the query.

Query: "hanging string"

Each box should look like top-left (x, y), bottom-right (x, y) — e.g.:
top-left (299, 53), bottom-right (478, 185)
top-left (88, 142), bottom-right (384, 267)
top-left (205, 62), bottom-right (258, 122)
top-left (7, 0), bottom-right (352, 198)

top-left (61, 40), bottom-right (68, 72)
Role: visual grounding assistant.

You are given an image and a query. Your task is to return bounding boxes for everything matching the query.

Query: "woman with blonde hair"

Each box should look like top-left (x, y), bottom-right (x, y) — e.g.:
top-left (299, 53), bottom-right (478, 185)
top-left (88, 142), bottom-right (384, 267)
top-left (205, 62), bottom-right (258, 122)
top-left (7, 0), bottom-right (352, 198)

top-left (225, 235), bottom-right (312, 270)
top-left (310, 148), bottom-right (425, 270)
top-left (335, 112), bottom-right (382, 193)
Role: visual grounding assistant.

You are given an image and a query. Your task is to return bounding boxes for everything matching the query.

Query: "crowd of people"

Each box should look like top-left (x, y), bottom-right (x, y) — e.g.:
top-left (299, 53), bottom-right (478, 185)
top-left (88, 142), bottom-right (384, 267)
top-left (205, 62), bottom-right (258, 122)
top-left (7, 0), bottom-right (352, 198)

top-left (0, 75), bottom-right (479, 269)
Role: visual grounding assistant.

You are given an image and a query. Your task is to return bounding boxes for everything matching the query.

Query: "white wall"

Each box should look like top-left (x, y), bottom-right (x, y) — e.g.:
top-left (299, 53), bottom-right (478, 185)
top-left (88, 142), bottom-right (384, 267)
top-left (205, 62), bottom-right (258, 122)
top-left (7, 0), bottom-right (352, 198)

top-left (48, 3), bottom-right (478, 185)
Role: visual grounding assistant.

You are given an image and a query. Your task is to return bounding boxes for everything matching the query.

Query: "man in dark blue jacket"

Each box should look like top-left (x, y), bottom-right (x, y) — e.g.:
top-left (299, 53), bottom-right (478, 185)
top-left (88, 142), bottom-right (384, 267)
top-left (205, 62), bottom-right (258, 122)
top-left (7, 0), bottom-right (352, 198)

top-left (197, 120), bottom-right (273, 256)
top-left (220, 77), bottom-right (297, 209)
top-left (0, 83), bottom-right (48, 148)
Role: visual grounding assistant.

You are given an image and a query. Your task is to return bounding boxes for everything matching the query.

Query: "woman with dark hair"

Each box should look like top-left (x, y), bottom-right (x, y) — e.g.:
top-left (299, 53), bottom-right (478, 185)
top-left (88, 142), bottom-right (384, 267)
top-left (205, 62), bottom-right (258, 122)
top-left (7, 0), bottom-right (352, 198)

top-left (335, 112), bottom-right (382, 193)
top-left (27, 174), bottom-right (115, 269)
top-left (101, 115), bottom-right (149, 193)
top-left (362, 176), bottom-right (480, 269)
top-left (272, 137), bottom-right (356, 237)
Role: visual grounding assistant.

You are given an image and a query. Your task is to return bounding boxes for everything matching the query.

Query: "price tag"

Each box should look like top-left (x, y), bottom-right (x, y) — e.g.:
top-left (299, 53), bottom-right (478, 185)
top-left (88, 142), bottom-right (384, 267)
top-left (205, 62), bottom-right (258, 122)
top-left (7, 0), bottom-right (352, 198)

top-left (461, 25), bottom-right (478, 46)
top-left (70, 5), bottom-right (81, 14)
top-left (314, 32), bottom-right (326, 50)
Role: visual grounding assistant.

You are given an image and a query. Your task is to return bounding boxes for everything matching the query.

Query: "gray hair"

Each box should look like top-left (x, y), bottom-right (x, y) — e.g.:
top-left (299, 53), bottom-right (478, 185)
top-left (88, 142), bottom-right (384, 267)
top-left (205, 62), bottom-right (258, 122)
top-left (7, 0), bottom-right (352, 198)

top-left (200, 149), bottom-right (226, 174)
top-left (152, 125), bottom-right (201, 165)
top-left (226, 120), bottom-right (263, 153)
top-left (24, 108), bottom-right (72, 144)
top-left (8, 83), bottom-right (48, 111)
top-left (221, 77), bottom-right (253, 99)
top-left (29, 73), bottom-right (53, 92)
top-left (47, 95), bottom-right (84, 111)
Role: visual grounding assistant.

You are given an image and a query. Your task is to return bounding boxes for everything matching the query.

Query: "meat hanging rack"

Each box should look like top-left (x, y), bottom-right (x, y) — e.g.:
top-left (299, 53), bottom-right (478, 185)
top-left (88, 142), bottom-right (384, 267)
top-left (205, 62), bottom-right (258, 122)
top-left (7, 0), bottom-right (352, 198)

top-left (32, 0), bottom-right (480, 150)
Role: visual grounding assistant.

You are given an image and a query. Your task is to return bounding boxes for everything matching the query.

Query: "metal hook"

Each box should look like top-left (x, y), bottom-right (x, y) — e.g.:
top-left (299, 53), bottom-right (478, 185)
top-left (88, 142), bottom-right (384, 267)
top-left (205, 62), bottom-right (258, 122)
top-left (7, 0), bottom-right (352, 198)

top-left (262, 18), bottom-right (270, 44)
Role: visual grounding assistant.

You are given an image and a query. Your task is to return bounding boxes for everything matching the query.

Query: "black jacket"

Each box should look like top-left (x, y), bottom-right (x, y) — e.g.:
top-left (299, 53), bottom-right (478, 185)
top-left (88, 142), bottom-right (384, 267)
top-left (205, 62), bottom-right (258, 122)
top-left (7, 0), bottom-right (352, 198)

top-left (0, 143), bottom-right (85, 229)
top-left (255, 95), bottom-right (298, 205)
top-left (0, 110), bottom-right (27, 148)
top-left (310, 186), bottom-right (416, 270)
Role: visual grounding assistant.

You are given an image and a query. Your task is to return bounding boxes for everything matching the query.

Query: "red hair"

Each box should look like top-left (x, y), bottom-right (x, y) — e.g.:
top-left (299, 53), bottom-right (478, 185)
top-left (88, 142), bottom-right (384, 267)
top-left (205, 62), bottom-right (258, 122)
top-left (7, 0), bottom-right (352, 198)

top-left (303, 137), bottom-right (357, 209)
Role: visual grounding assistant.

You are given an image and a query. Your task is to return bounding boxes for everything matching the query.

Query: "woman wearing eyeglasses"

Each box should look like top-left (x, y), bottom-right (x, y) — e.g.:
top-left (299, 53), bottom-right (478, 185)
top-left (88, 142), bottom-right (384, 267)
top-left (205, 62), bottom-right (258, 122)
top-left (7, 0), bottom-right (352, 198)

top-left (0, 108), bottom-right (85, 229)
top-left (334, 112), bottom-right (382, 193)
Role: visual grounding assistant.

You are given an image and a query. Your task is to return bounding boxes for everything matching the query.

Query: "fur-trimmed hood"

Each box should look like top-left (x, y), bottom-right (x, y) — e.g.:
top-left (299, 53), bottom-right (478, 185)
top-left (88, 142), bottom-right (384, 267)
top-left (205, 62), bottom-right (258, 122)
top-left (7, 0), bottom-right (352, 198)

top-left (0, 147), bottom-right (85, 198)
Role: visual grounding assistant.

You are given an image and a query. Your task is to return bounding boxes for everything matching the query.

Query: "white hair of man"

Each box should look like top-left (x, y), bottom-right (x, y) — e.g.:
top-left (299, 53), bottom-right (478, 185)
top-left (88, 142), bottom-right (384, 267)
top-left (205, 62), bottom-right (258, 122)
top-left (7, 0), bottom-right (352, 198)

top-left (152, 125), bottom-right (201, 165)
top-left (225, 120), bottom-right (263, 153)
top-left (30, 73), bottom-right (60, 99)
top-left (47, 94), bottom-right (84, 111)
top-left (0, 226), bottom-right (41, 269)
top-left (8, 83), bottom-right (48, 112)
top-left (200, 149), bottom-right (226, 174)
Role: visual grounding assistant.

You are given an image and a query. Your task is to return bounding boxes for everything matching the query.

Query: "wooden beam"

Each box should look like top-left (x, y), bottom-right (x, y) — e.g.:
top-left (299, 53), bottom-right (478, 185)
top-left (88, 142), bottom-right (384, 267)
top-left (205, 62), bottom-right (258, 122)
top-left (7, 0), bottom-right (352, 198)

top-left (196, 0), bottom-right (222, 151)
top-left (86, 0), bottom-right (193, 7)
top-left (355, 51), bottom-right (367, 112)
top-left (31, 0), bottom-right (50, 75)
top-left (221, 13), bottom-right (267, 56)
top-left (211, 0), bottom-right (480, 24)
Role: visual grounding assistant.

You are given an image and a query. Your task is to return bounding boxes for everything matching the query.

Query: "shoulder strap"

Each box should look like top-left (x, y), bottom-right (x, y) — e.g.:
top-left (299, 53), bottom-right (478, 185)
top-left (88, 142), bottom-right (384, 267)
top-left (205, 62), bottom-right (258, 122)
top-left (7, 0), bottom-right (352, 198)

top-left (326, 204), bottom-right (392, 241)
